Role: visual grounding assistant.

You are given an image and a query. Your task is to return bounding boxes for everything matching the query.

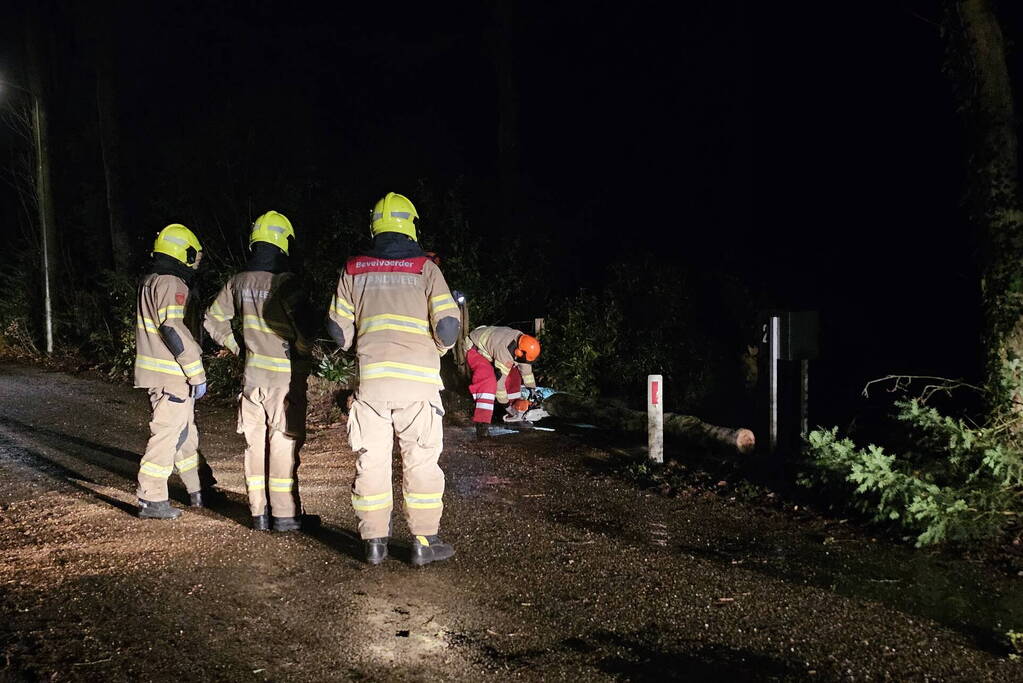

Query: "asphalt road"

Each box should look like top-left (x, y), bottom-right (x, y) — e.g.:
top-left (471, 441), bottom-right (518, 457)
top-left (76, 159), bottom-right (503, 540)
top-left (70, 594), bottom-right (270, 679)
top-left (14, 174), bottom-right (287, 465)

top-left (0, 362), bottom-right (1021, 681)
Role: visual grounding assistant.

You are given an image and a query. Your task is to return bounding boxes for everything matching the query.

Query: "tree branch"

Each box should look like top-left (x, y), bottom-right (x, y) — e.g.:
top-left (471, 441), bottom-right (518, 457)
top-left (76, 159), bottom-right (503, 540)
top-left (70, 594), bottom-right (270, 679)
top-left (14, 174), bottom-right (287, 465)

top-left (861, 375), bottom-right (987, 401)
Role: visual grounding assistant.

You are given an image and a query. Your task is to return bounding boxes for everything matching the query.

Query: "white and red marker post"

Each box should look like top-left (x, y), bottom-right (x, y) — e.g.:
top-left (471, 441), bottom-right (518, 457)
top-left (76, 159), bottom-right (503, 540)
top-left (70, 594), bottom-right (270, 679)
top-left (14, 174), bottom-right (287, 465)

top-left (647, 374), bottom-right (664, 464)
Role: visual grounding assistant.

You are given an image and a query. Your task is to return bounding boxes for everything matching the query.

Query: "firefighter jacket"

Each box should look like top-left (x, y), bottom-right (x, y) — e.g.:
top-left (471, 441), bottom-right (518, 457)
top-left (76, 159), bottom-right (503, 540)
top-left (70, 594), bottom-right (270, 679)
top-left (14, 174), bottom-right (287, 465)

top-left (203, 269), bottom-right (308, 389)
top-left (328, 244), bottom-right (461, 402)
top-left (468, 325), bottom-right (536, 387)
top-left (134, 272), bottom-right (206, 395)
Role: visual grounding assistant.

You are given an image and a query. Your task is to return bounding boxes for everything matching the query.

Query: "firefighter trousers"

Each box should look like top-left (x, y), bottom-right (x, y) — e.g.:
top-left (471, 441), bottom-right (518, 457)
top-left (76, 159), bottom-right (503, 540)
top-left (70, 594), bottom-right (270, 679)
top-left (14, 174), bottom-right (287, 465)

top-left (238, 382), bottom-right (306, 518)
top-left (137, 389), bottom-right (203, 502)
top-left (467, 347), bottom-right (522, 423)
top-left (347, 398), bottom-right (445, 539)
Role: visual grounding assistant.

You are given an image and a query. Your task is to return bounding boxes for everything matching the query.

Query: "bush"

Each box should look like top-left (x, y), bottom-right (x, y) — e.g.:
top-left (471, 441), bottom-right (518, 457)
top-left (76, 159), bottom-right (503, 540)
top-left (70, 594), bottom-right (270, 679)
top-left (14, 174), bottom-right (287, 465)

top-left (204, 352), bottom-right (244, 399)
top-left (316, 349), bottom-right (357, 386)
top-left (801, 390), bottom-right (1023, 546)
top-left (83, 270), bottom-right (137, 380)
top-left (540, 291), bottom-right (620, 397)
top-left (0, 247), bottom-right (41, 358)
top-left (539, 257), bottom-right (759, 417)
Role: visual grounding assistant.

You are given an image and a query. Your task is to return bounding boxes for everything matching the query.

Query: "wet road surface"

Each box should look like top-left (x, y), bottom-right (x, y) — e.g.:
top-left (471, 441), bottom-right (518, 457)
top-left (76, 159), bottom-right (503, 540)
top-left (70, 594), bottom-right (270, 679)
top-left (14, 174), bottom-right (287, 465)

top-left (0, 362), bottom-right (1021, 681)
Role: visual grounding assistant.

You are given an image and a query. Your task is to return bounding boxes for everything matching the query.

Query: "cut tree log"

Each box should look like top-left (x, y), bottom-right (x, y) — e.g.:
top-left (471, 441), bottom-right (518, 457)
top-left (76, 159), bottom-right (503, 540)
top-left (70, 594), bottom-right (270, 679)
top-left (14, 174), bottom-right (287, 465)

top-left (542, 393), bottom-right (755, 455)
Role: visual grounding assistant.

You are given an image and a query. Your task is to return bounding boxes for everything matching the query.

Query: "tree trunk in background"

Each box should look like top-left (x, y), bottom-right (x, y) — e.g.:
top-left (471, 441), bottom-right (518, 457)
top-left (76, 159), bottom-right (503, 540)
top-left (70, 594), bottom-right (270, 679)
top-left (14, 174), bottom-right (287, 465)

top-left (96, 62), bottom-right (129, 270)
top-left (946, 0), bottom-right (1023, 423)
top-left (493, 0), bottom-right (520, 229)
top-left (92, 7), bottom-right (130, 271)
top-left (542, 394), bottom-right (756, 455)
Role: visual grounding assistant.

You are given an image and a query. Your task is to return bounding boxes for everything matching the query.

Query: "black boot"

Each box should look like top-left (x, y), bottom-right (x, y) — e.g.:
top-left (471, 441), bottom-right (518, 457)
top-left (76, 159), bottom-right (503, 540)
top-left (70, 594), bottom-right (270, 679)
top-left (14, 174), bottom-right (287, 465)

top-left (272, 516), bottom-right (302, 532)
top-left (252, 513), bottom-right (270, 531)
top-left (364, 538), bottom-right (389, 565)
top-left (475, 422), bottom-right (490, 440)
top-left (410, 535), bottom-right (455, 567)
top-left (138, 499), bottom-right (181, 520)
top-left (189, 491), bottom-right (204, 508)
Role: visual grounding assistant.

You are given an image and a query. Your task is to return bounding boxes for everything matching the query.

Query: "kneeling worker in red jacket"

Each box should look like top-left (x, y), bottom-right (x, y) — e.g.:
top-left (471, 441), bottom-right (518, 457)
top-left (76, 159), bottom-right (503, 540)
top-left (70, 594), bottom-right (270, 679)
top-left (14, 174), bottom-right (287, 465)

top-left (466, 325), bottom-right (541, 439)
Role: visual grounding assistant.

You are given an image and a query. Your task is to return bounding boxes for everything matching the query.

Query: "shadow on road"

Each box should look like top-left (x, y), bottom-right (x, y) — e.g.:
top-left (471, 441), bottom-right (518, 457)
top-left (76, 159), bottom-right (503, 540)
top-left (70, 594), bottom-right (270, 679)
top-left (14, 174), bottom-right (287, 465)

top-left (450, 627), bottom-right (822, 681)
top-left (176, 486), bottom-right (261, 528)
top-left (0, 415), bottom-right (252, 530)
top-left (587, 629), bottom-right (824, 682)
top-left (0, 414), bottom-right (219, 489)
top-left (302, 523), bottom-right (365, 563)
top-left (0, 429), bottom-right (139, 517)
top-left (0, 414), bottom-right (143, 466)
top-left (0, 413), bottom-right (371, 561)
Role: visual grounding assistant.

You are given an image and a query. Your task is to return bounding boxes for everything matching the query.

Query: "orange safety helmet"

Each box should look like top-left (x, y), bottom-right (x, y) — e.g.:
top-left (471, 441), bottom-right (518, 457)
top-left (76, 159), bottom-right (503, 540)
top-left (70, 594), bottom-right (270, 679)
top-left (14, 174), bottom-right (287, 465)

top-left (514, 334), bottom-right (541, 362)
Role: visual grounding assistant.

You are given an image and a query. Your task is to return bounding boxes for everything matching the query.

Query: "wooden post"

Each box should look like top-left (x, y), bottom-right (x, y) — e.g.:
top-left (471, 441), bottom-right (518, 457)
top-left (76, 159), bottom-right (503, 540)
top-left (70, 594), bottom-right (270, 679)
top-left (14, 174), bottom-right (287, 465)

top-left (648, 374), bottom-right (664, 464)
top-left (454, 300), bottom-right (470, 381)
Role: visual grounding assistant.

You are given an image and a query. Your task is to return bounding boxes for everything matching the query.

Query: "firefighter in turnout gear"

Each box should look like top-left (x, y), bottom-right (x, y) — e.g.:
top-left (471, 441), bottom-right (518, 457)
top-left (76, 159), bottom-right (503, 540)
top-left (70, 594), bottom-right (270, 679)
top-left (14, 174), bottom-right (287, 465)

top-left (204, 210), bottom-right (311, 532)
top-left (327, 192), bottom-right (461, 566)
top-left (466, 326), bottom-right (540, 439)
top-left (134, 224), bottom-right (212, 519)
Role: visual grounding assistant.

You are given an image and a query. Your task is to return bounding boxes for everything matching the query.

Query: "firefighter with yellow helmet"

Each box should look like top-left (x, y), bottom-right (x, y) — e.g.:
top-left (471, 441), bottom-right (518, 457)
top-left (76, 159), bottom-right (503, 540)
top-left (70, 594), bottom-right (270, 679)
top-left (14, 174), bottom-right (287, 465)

top-left (134, 224), bottom-right (214, 519)
top-left (204, 211), bottom-right (312, 532)
top-left (327, 192), bottom-right (461, 566)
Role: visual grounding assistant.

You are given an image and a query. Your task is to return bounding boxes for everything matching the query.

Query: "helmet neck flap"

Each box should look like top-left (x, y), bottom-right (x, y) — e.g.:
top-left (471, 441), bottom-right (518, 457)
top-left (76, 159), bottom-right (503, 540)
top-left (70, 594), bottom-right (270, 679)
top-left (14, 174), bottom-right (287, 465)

top-left (246, 241), bottom-right (291, 274)
top-left (149, 252), bottom-right (197, 283)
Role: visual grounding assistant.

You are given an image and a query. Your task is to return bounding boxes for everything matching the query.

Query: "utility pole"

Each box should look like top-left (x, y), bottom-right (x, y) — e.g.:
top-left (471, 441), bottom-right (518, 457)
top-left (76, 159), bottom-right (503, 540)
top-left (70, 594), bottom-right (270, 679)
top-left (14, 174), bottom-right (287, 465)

top-left (32, 91), bottom-right (57, 354)
top-left (23, 2), bottom-right (57, 353)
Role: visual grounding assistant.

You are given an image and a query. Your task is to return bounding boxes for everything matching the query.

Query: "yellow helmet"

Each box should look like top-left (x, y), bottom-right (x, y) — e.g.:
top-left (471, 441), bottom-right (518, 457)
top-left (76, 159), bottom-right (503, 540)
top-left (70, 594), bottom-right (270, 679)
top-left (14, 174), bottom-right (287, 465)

top-left (250, 210), bottom-right (295, 254)
top-left (152, 224), bottom-right (202, 267)
top-left (371, 192), bottom-right (419, 241)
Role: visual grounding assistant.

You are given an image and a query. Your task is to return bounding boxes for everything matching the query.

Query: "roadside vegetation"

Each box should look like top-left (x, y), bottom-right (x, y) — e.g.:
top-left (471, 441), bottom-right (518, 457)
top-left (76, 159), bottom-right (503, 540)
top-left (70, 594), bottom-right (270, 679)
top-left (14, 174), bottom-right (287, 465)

top-left (800, 378), bottom-right (1023, 548)
top-left (0, 173), bottom-right (762, 427)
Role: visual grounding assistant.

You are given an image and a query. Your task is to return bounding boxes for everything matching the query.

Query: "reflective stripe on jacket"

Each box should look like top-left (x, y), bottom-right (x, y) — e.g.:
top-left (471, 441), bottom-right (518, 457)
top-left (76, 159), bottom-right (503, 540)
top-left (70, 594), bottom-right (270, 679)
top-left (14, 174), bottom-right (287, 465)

top-left (328, 256), bottom-right (459, 401)
top-left (203, 271), bottom-right (306, 388)
top-left (134, 273), bottom-right (206, 394)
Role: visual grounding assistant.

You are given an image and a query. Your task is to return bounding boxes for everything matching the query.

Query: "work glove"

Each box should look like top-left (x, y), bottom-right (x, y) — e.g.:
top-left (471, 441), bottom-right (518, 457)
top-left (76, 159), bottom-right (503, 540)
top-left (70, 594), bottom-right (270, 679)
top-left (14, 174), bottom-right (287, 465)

top-left (190, 382), bottom-right (208, 400)
top-left (452, 290), bottom-right (466, 305)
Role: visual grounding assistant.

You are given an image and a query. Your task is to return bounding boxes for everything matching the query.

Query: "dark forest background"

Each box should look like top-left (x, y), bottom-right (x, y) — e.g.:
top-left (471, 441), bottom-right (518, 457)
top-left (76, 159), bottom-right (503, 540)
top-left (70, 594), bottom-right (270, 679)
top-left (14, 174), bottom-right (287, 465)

top-left (1, 0), bottom-right (1022, 429)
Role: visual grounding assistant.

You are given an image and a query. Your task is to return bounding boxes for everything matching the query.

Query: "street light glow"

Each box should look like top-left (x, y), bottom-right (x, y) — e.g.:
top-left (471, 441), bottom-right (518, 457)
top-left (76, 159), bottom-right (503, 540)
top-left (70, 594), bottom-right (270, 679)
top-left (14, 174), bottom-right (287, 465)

top-left (0, 78), bottom-right (34, 98)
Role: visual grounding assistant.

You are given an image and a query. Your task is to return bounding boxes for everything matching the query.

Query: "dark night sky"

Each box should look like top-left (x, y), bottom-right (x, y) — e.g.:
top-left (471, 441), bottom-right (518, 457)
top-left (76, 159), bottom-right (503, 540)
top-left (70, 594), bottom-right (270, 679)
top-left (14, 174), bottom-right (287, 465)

top-left (2, 0), bottom-right (1021, 422)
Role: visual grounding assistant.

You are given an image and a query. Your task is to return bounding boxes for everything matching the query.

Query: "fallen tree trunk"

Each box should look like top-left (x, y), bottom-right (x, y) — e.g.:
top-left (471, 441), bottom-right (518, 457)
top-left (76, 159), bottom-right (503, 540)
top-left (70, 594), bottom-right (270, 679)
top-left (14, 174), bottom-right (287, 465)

top-left (542, 393), bottom-right (755, 455)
